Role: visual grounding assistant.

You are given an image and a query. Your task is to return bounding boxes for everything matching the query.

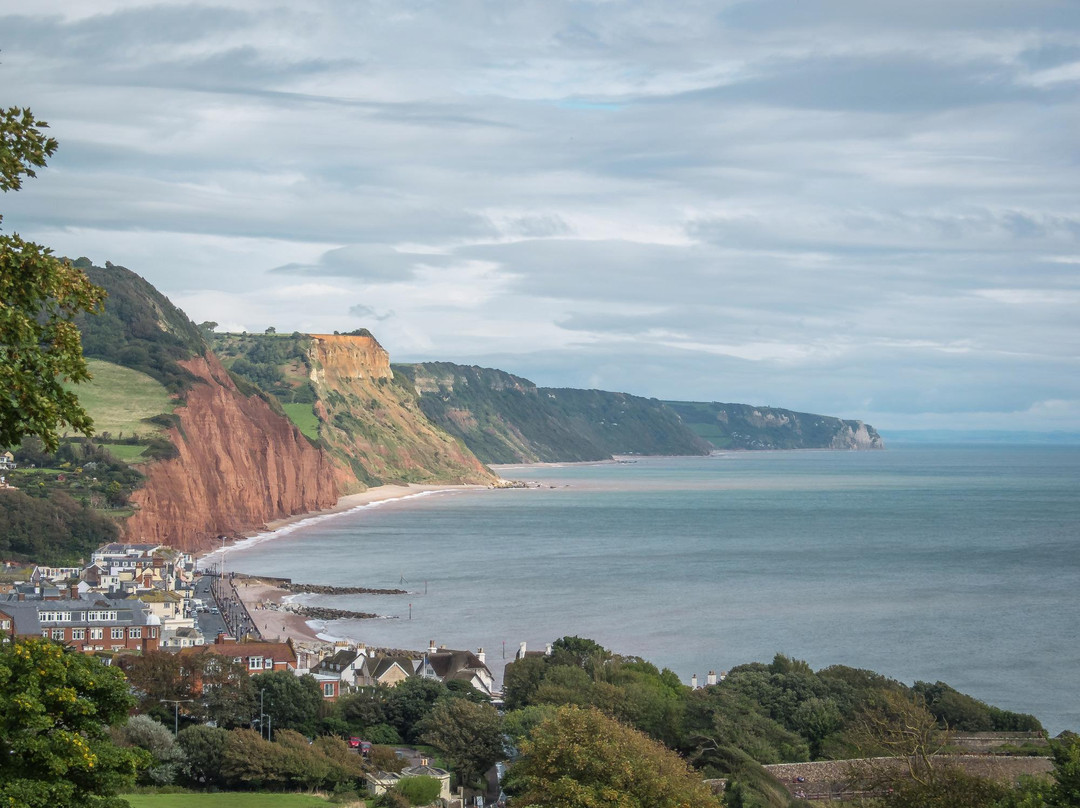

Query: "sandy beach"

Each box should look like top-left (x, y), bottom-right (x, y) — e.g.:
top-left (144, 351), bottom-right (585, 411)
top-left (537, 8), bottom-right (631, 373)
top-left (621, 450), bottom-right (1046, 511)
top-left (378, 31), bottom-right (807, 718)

top-left (230, 578), bottom-right (325, 645)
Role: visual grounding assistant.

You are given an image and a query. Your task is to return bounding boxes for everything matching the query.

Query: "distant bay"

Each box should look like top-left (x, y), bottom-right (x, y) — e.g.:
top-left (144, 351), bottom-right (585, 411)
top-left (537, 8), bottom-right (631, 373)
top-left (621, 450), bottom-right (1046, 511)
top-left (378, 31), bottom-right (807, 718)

top-left (226, 445), bottom-right (1080, 734)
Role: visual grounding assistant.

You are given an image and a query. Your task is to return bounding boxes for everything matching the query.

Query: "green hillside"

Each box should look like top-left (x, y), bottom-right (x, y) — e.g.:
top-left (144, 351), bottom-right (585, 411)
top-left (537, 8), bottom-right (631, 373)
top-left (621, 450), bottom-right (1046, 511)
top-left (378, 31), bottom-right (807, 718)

top-left (396, 363), bottom-right (712, 463)
top-left (63, 358), bottom-right (173, 439)
top-left (665, 401), bottom-right (884, 450)
top-left (75, 260), bottom-right (205, 393)
top-left (398, 362), bottom-right (884, 463)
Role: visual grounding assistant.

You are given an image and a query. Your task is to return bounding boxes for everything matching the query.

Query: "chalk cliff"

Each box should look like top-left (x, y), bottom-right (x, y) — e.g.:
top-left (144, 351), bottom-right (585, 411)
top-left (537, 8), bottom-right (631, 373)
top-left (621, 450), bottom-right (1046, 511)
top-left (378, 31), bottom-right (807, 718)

top-left (123, 353), bottom-right (338, 551)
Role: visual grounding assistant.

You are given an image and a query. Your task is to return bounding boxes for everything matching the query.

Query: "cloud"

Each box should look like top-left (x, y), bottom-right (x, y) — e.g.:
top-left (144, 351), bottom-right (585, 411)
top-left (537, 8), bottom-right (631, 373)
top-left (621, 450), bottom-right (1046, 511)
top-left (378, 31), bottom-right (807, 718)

top-left (3, 0), bottom-right (1079, 430)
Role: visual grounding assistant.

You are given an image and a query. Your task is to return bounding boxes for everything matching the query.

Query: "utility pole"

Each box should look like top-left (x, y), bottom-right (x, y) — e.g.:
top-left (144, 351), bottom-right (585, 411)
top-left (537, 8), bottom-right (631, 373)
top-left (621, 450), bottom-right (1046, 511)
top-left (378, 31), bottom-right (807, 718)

top-left (160, 699), bottom-right (193, 736)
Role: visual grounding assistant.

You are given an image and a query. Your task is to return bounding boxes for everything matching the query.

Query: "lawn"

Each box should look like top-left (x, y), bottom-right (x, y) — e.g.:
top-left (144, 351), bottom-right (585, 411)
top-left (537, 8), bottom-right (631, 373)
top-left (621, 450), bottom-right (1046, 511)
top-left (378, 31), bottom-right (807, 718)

top-left (64, 359), bottom-right (173, 438)
top-left (282, 402), bottom-right (321, 441)
top-left (122, 793), bottom-right (340, 808)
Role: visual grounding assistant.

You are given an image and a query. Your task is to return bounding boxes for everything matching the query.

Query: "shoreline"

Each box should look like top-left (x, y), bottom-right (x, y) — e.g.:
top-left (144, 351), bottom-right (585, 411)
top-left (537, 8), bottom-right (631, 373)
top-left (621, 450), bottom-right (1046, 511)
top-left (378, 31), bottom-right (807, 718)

top-left (209, 482), bottom-right (491, 648)
top-left (197, 483), bottom-right (491, 566)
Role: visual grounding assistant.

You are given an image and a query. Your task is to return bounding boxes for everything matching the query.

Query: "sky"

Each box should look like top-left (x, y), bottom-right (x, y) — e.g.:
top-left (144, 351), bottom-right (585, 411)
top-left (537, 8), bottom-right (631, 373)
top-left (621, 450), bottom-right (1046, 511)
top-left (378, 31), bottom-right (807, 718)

top-left (2, 1), bottom-right (1079, 433)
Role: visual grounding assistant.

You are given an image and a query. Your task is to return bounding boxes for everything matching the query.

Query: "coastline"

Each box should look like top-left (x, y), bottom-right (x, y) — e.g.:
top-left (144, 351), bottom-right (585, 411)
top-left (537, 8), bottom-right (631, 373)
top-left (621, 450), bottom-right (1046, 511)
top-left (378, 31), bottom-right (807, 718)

top-left (209, 482), bottom-right (491, 648)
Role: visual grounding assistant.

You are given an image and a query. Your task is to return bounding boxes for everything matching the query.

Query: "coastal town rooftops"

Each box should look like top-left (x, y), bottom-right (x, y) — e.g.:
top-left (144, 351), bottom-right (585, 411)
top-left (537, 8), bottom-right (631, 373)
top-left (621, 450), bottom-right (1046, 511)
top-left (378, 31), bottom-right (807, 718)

top-left (180, 639), bottom-right (297, 671)
top-left (0, 595), bottom-right (159, 636)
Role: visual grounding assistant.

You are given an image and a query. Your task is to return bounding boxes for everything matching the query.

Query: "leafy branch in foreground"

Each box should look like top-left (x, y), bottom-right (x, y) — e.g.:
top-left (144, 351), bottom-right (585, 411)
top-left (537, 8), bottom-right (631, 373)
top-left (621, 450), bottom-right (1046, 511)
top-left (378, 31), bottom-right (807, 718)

top-left (1, 105), bottom-right (105, 451)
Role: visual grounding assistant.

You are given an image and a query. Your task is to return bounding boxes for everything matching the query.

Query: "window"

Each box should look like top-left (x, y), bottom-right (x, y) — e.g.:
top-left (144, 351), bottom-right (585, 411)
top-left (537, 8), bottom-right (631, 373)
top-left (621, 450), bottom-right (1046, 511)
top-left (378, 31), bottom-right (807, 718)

top-left (1, 619), bottom-right (10, 630)
top-left (72, 629), bottom-right (85, 640)
top-left (129, 628), bottom-right (141, 639)
top-left (110, 627), bottom-right (124, 640)
top-left (89, 628), bottom-right (103, 640)
top-left (323, 682), bottom-right (335, 697)
top-left (51, 629), bottom-right (65, 640)
top-left (249, 657), bottom-right (263, 670)
top-left (265, 657), bottom-right (274, 669)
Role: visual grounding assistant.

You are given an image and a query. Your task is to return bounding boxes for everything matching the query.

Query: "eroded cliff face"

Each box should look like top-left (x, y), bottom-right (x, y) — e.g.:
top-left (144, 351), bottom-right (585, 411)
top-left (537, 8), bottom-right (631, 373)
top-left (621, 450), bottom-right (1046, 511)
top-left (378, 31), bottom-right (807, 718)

top-left (306, 335), bottom-right (495, 491)
top-left (124, 353), bottom-right (338, 551)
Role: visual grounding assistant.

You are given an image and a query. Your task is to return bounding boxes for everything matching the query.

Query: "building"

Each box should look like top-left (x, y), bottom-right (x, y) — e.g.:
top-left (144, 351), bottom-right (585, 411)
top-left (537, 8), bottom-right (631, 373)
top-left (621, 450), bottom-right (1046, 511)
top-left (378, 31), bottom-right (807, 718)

top-left (367, 761), bottom-right (452, 802)
top-left (420, 642), bottom-right (496, 696)
top-left (0, 451), bottom-right (16, 471)
top-left (0, 593), bottom-right (161, 653)
top-left (180, 635), bottom-right (297, 675)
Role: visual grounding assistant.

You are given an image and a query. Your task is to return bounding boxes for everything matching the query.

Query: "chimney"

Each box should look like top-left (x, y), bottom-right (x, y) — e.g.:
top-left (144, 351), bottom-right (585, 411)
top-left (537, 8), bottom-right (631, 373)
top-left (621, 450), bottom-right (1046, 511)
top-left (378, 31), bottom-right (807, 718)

top-left (691, 673), bottom-right (698, 689)
top-left (476, 647), bottom-right (485, 664)
top-left (428, 639), bottom-right (437, 654)
top-left (707, 670), bottom-right (717, 686)
top-left (69, 584), bottom-right (79, 600)
top-left (17, 592), bottom-right (24, 602)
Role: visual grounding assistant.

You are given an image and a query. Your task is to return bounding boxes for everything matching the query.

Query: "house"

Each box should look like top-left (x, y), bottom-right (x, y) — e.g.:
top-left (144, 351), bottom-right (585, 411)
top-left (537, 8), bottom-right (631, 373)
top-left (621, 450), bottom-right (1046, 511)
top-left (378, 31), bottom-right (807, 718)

top-left (312, 647), bottom-right (365, 689)
top-left (179, 636), bottom-right (297, 675)
top-left (0, 593), bottom-right (161, 653)
top-left (310, 672), bottom-right (342, 700)
top-left (367, 761), bottom-right (452, 802)
top-left (0, 451), bottom-right (16, 471)
top-left (357, 654), bottom-right (415, 688)
top-left (421, 642), bottom-right (496, 697)
top-left (30, 566), bottom-right (82, 584)
top-left (160, 625), bottom-right (204, 649)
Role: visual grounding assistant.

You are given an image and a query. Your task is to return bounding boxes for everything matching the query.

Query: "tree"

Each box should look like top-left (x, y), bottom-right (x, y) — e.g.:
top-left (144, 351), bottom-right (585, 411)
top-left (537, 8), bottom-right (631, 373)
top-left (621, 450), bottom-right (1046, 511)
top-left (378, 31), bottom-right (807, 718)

top-left (848, 689), bottom-right (950, 789)
top-left (1048, 731), bottom-right (1080, 807)
top-left (393, 775), bottom-right (443, 806)
top-left (384, 675), bottom-right (449, 742)
top-left (176, 725), bottom-right (228, 787)
top-left (419, 698), bottom-right (504, 789)
top-left (111, 715), bottom-right (185, 785)
top-left (1, 106), bottom-right (105, 452)
top-left (251, 669), bottom-right (322, 736)
top-left (0, 638), bottom-right (146, 807)
top-left (505, 705), bottom-right (722, 808)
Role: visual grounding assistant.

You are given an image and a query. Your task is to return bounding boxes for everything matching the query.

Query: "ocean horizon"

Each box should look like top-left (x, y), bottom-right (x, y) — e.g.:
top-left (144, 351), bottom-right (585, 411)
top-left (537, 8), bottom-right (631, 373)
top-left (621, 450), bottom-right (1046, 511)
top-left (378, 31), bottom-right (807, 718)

top-left (223, 445), bottom-right (1080, 735)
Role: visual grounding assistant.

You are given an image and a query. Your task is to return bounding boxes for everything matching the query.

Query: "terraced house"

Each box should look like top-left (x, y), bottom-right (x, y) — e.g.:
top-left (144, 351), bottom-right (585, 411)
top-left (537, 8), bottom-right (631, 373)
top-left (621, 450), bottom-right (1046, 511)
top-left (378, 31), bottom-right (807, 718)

top-left (0, 591), bottom-right (161, 653)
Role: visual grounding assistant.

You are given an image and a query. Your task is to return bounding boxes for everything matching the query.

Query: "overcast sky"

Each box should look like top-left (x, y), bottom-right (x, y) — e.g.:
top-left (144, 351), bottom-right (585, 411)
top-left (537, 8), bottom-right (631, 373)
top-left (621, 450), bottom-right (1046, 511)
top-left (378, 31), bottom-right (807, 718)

top-left (3, 1), bottom-right (1079, 432)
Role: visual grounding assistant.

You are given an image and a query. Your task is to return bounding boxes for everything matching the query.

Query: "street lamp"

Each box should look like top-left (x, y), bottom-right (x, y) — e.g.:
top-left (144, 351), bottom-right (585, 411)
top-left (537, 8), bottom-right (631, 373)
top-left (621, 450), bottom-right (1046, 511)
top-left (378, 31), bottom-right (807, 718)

top-left (160, 698), bottom-right (194, 736)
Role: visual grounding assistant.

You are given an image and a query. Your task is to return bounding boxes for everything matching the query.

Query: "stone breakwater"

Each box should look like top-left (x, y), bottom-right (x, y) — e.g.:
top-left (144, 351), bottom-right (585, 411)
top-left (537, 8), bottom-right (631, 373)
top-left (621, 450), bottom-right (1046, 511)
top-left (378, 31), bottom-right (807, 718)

top-left (291, 604), bottom-right (384, 621)
top-left (281, 582), bottom-right (408, 596)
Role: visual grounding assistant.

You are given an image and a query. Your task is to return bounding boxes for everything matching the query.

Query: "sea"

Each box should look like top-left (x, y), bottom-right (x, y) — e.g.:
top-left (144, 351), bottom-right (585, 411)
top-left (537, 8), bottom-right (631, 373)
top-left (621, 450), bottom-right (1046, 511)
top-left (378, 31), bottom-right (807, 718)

top-left (220, 445), bottom-right (1080, 735)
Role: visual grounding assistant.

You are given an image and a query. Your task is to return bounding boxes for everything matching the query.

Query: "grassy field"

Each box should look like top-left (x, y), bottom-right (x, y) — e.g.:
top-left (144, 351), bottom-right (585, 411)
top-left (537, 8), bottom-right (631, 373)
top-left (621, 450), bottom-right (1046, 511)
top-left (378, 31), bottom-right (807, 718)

top-left (282, 402), bottom-right (321, 441)
top-left (122, 793), bottom-right (339, 808)
top-left (98, 442), bottom-right (150, 462)
top-left (64, 359), bottom-right (173, 438)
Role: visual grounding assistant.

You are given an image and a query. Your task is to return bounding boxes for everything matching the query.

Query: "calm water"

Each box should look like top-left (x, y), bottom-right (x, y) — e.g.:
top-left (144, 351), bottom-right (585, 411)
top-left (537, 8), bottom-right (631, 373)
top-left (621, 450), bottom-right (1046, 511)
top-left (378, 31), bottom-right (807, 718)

top-left (224, 446), bottom-right (1080, 734)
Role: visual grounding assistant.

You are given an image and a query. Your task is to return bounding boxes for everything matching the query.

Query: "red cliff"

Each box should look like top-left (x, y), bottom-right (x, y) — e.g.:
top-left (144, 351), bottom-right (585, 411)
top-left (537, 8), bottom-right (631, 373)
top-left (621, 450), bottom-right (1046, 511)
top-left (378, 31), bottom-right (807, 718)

top-left (124, 353), bottom-right (338, 552)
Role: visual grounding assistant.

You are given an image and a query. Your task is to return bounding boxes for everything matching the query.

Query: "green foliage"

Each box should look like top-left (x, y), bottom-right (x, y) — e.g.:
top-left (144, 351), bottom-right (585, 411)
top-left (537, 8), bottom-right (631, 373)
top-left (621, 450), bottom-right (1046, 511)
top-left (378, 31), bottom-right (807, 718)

top-left (419, 699), bottom-right (504, 788)
top-left (507, 705), bottom-right (723, 808)
top-left (175, 725), bottom-right (228, 788)
top-left (250, 670), bottom-right (323, 737)
top-left (112, 716), bottom-right (185, 786)
top-left (384, 676), bottom-right (452, 743)
top-left (0, 487), bottom-right (119, 564)
top-left (0, 638), bottom-right (145, 808)
top-left (1048, 731), bottom-right (1080, 807)
top-left (217, 729), bottom-right (362, 793)
top-left (880, 764), bottom-right (1009, 808)
top-left (75, 264), bottom-right (205, 393)
top-left (391, 775), bottom-right (442, 806)
top-left (1, 107), bottom-right (105, 452)
top-left (913, 680), bottom-right (1042, 732)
